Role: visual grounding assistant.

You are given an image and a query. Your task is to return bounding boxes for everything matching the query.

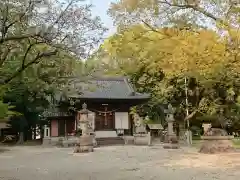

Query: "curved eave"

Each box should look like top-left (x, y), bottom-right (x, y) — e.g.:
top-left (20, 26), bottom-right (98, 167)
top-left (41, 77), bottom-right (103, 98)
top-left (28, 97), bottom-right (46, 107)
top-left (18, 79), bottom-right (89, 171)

top-left (67, 95), bottom-right (150, 101)
top-left (66, 94), bottom-right (150, 106)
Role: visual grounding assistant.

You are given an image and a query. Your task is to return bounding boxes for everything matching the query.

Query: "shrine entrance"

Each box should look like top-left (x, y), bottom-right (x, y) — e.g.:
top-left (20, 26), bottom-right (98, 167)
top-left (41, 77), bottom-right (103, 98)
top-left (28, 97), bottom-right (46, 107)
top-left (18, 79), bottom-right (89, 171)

top-left (94, 106), bottom-right (115, 131)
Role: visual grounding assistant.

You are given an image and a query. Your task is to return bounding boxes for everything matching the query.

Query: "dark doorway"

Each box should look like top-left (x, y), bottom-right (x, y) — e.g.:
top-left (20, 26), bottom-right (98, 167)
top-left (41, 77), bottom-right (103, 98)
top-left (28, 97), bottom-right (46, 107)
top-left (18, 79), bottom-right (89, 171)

top-left (58, 119), bottom-right (65, 136)
top-left (95, 113), bottom-right (115, 130)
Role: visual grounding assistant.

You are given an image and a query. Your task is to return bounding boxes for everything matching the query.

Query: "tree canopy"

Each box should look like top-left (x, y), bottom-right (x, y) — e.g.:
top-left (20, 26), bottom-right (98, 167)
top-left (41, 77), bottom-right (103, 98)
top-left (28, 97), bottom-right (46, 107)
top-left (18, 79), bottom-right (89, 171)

top-left (103, 0), bottom-right (240, 129)
top-left (0, 0), bottom-right (106, 85)
top-left (0, 0), bottom-right (106, 141)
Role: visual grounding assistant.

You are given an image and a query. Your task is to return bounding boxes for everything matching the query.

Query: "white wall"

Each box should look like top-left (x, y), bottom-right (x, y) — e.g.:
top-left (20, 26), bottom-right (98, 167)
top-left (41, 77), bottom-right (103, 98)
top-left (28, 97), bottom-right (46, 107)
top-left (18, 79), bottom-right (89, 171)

top-left (88, 112), bottom-right (95, 130)
top-left (115, 112), bottom-right (129, 129)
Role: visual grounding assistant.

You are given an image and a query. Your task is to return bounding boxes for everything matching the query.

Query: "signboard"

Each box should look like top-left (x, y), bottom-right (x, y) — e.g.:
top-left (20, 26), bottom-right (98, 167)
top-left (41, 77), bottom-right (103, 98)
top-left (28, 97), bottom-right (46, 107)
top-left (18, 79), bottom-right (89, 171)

top-left (115, 112), bottom-right (129, 129)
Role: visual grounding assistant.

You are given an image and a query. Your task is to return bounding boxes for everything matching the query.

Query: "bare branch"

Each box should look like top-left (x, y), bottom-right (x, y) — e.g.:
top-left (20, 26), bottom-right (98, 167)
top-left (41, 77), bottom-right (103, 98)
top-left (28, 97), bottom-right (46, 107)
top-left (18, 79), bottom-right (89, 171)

top-left (0, 34), bottom-right (40, 44)
top-left (0, 46), bottom-right (11, 67)
top-left (21, 43), bottom-right (34, 69)
top-left (184, 109), bottom-right (197, 121)
top-left (0, 0), bottom-right (33, 42)
top-left (158, 0), bottom-right (219, 22)
top-left (141, 20), bottom-right (165, 35)
top-left (42, 0), bottom-right (75, 38)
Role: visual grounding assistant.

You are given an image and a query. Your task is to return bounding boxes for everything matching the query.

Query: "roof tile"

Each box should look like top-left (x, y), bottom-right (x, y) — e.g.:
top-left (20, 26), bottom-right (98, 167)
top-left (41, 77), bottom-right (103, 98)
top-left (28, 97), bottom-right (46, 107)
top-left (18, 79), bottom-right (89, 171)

top-left (67, 77), bottom-right (150, 100)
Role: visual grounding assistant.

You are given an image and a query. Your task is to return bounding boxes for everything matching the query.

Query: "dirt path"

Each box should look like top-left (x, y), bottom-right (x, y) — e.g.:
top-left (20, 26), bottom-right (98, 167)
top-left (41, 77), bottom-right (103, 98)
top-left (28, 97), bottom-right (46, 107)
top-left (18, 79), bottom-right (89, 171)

top-left (0, 145), bottom-right (240, 180)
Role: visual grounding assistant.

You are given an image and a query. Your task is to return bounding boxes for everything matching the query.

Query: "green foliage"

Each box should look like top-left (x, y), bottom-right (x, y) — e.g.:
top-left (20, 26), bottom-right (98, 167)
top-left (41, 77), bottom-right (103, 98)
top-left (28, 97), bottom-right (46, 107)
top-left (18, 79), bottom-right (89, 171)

top-left (103, 0), bottom-right (240, 129)
top-left (0, 0), bottom-right (106, 85)
top-left (0, 0), bottom-right (106, 142)
top-left (0, 100), bottom-right (10, 120)
top-left (109, 0), bottom-right (239, 32)
top-left (0, 85), bottom-right (20, 120)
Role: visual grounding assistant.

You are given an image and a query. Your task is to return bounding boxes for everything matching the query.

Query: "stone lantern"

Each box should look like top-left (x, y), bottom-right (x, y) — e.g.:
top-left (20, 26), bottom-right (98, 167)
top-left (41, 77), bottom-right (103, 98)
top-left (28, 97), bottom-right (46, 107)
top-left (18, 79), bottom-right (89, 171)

top-left (163, 104), bottom-right (179, 149)
top-left (74, 103), bottom-right (94, 153)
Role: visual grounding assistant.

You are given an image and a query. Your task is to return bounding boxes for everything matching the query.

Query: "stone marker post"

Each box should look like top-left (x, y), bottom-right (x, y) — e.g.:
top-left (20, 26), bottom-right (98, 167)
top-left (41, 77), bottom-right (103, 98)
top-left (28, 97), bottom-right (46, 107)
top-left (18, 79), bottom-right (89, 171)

top-left (42, 125), bottom-right (51, 146)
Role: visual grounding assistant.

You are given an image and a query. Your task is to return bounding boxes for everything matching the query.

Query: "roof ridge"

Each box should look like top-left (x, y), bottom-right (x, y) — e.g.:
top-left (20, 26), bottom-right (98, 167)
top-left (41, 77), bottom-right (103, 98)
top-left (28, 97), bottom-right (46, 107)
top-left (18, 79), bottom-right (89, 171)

top-left (124, 78), bottom-right (135, 96)
top-left (91, 76), bottom-right (127, 81)
top-left (57, 76), bottom-right (127, 81)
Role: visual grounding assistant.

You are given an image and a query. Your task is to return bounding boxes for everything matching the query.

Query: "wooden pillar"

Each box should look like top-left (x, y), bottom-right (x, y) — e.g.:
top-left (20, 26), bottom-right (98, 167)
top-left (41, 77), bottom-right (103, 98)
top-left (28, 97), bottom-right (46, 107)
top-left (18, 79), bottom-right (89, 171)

top-left (74, 116), bottom-right (77, 131)
top-left (64, 120), bottom-right (67, 137)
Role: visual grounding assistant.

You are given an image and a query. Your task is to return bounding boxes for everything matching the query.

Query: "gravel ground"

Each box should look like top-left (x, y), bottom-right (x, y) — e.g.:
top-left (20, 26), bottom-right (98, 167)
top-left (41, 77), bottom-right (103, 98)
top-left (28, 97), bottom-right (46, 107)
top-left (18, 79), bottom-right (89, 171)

top-left (1, 145), bottom-right (240, 180)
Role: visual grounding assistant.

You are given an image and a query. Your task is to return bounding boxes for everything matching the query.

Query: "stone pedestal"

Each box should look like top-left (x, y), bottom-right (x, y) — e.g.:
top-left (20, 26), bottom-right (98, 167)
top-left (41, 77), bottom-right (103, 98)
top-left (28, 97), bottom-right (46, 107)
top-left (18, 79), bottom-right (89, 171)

top-left (200, 135), bottom-right (235, 154)
top-left (163, 134), bottom-right (179, 149)
top-left (163, 126), bottom-right (179, 149)
top-left (124, 136), bottom-right (134, 145)
top-left (163, 125), bottom-right (179, 149)
top-left (42, 137), bottom-right (51, 146)
top-left (133, 132), bottom-right (151, 146)
top-left (74, 135), bottom-right (94, 153)
top-left (92, 134), bottom-right (97, 147)
top-left (199, 128), bottom-right (235, 154)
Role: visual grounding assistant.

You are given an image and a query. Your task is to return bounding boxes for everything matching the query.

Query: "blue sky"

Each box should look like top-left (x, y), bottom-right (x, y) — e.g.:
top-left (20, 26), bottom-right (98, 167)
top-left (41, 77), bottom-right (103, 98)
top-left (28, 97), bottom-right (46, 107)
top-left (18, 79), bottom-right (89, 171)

top-left (89, 0), bottom-right (117, 36)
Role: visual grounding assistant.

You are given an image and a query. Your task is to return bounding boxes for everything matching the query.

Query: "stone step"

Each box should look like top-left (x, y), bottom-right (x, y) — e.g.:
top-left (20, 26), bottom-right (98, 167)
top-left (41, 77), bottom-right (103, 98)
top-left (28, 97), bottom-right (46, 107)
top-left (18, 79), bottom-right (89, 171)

top-left (96, 137), bottom-right (124, 146)
top-left (95, 131), bottom-right (117, 138)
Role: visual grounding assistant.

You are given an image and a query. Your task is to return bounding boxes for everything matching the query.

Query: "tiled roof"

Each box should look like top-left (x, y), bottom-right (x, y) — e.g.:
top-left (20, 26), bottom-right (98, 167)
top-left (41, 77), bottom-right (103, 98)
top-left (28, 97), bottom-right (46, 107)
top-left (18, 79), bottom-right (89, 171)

top-left (42, 77), bottom-right (150, 118)
top-left (66, 77), bottom-right (150, 100)
top-left (42, 107), bottom-right (71, 117)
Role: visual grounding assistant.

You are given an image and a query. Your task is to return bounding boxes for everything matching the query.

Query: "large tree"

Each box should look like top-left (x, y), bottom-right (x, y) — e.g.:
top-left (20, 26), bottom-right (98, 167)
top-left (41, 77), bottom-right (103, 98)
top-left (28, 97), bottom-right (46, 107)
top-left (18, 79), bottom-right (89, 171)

top-left (109, 0), bottom-right (239, 29)
top-left (104, 25), bottom-right (239, 117)
top-left (0, 0), bottom-right (107, 85)
top-left (103, 0), bottom-right (240, 133)
top-left (0, 0), bottom-right (106, 142)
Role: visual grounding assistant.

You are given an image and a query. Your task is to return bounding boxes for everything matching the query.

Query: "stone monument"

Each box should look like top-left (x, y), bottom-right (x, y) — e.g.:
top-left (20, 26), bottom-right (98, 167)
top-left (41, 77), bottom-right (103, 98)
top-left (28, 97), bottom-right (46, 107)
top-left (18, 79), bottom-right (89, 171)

top-left (74, 103), bottom-right (94, 153)
top-left (133, 114), bottom-right (146, 134)
top-left (200, 128), bottom-right (235, 153)
top-left (163, 104), bottom-right (179, 149)
top-left (202, 123), bottom-right (212, 135)
top-left (200, 111), bottom-right (235, 154)
top-left (133, 114), bottom-right (151, 146)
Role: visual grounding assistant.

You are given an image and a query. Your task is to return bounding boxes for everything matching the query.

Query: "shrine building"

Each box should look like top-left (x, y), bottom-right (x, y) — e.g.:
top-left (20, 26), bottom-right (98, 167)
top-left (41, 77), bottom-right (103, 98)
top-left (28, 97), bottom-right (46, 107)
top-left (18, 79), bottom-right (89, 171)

top-left (42, 76), bottom-right (150, 145)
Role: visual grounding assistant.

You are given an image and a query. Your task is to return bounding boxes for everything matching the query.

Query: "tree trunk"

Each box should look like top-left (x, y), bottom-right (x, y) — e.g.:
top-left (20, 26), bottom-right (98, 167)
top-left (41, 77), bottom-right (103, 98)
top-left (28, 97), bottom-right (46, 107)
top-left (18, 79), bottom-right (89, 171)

top-left (17, 131), bottom-right (24, 144)
top-left (26, 128), bottom-right (32, 141)
top-left (184, 76), bottom-right (192, 145)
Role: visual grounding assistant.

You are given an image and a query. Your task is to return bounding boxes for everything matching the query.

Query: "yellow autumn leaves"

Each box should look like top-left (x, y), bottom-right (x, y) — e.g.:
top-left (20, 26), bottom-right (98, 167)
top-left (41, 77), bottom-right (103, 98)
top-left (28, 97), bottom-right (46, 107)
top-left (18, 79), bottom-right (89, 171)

top-left (103, 24), bottom-right (240, 80)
